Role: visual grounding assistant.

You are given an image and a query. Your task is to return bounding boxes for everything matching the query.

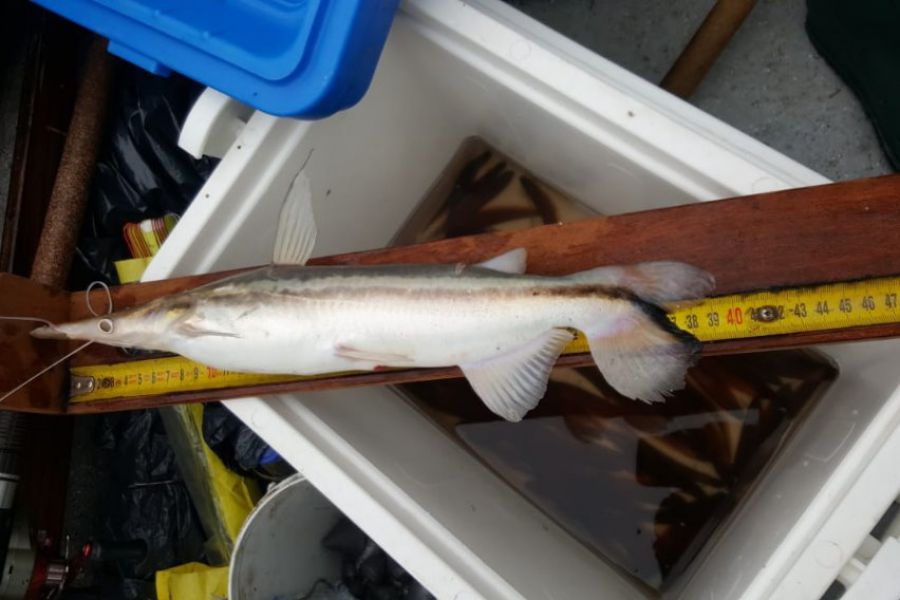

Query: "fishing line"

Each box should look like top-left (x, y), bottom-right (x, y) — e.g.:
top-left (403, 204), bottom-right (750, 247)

top-left (85, 280), bottom-right (113, 317)
top-left (0, 340), bottom-right (94, 404)
top-left (0, 280), bottom-right (114, 403)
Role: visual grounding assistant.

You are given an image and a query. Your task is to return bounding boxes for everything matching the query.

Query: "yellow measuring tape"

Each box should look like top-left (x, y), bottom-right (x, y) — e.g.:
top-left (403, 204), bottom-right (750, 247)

top-left (69, 275), bottom-right (900, 404)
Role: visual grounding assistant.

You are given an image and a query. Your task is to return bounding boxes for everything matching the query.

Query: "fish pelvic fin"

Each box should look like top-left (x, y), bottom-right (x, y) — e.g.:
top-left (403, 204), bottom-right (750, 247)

top-left (460, 328), bottom-right (574, 422)
top-left (273, 169), bottom-right (317, 266)
top-left (568, 261), bottom-right (715, 304)
top-left (579, 300), bottom-right (700, 403)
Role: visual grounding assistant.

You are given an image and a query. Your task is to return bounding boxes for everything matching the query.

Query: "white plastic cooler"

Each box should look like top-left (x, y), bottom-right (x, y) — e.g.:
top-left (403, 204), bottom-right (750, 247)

top-left (145, 1), bottom-right (900, 598)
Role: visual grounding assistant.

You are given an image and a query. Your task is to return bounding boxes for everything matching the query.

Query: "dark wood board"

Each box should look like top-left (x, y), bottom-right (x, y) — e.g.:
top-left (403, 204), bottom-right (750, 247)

top-left (0, 5), bottom-right (93, 561)
top-left (66, 174), bottom-right (900, 369)
top-left (0, 273), bottom-right (72, 413)
top-left (0, 8), bottom-right (83, 276)
top-left (6, 175), bottom-right (900, 413)
top-left (74, 174), bottom-right (900, 319)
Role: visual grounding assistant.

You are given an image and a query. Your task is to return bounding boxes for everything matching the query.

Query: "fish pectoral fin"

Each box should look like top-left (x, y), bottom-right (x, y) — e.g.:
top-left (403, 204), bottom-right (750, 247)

top-left (580, 303), bottom-right (700, 403)
top-left (459, 328), bottom-right (574, 422)
top-left (474, 248), bottom-right (528, 274)
top-left (273, 169), bottom-right (317, 265)
top-left (334, 343), bottom-right (411, 366)
top-left (175, 321), bottom-right (241, 339)
top-left (569, 262), bottom-right (715, 304)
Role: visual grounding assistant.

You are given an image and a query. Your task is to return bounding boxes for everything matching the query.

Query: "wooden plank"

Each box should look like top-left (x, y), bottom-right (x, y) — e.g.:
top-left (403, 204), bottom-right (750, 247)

top-left (7, 175), bottom-right (900, 413)
top-left (74, 175), bottom-right (900, 318)
top-left (0, 273), bottom-right (72, 413)
top-left (1, 9), bottom-right (82, 276)
top-left (67, 174), bottom-right (900, 370)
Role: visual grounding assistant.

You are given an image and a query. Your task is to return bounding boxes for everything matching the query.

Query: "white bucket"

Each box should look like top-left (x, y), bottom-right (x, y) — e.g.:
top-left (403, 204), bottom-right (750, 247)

top-left (229, 474), bottom-right (342, 600)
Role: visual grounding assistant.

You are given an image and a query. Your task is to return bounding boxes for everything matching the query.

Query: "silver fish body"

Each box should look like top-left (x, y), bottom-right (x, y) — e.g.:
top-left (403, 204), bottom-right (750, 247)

top-left (33, 254), bottom-right (713, 421)
top-left (147, 264), bottom-right (640, 372)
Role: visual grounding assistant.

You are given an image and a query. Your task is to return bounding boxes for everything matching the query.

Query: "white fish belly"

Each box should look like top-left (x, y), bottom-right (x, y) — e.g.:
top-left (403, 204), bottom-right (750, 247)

top-left (166, 290), bottom-right (603, 375)
top-left (298, 294), bottom-right (584, 368)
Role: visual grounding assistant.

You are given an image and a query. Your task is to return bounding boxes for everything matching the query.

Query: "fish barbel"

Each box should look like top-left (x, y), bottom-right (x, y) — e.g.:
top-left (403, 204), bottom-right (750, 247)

top-left (29, 171), bottom-right (714, 421)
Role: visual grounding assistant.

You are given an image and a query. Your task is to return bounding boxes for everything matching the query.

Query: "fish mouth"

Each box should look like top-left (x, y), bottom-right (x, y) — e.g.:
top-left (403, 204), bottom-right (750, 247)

top-left (31, 325), bottom-right (69, 340)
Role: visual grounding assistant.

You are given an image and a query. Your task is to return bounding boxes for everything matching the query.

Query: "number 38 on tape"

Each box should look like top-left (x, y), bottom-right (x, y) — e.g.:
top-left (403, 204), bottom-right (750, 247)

top-left (666, 276), bottom-right (900, 342)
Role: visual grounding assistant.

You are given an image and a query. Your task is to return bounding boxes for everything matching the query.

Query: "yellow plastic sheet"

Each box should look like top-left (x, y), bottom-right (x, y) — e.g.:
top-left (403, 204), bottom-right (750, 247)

top-left (186, 403), bottom-right (260, 542)
top-left (155, 562), bottom-right (229, 600)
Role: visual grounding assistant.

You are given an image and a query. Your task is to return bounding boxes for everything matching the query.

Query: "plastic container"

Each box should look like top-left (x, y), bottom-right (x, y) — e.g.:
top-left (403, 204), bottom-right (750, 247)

top-left (145, 1), bottom-right (900, 598)
top-left (29, 0), bottom-right (400, 118)
top-left (229, 474), bottom-right (342, 600)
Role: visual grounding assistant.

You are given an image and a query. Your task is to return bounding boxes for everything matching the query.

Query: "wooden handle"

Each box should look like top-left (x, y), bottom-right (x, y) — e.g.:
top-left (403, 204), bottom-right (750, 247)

top-left (661, 0), bottom-right (758, 98)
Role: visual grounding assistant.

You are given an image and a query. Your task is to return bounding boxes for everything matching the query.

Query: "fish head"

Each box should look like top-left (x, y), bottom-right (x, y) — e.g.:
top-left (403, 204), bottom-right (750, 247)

top-left (31, 302), bottom-right (186, 350)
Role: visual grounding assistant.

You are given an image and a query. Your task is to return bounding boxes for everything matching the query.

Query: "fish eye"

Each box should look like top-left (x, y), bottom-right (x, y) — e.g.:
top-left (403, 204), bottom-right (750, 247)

top-left (98, 318), bottom-right (114, 334)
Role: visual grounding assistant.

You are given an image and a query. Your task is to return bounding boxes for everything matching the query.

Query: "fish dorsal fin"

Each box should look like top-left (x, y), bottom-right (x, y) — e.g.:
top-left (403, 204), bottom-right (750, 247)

top-left (569, 261), bottom-right (714, 304)
top-left (460, 328), bottom-right (574, 422)
top-left (475, 248), bottom-right (527, 274)
top-left (273, 171), bottom-right (317, 265)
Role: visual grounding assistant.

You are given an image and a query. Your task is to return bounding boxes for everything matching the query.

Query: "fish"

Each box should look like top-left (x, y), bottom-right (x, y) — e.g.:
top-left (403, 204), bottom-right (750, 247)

top-left (30, 170), bottom-right (714, 421)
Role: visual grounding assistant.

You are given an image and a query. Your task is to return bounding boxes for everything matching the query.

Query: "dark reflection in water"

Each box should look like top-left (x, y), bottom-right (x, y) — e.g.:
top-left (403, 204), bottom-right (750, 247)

top-left (402, 352), bottom-right (837, 590)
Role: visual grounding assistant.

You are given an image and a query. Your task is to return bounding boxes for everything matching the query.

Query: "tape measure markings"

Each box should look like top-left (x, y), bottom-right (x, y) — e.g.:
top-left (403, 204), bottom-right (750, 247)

top-left (667, 276), bottom-right (900, 342)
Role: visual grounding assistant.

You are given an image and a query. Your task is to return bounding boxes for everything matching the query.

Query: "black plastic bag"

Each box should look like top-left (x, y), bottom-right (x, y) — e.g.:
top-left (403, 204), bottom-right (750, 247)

top-left (71, 66), bottom-right (217, 287)
top-left (94, 411), bottom-right (206, 581)
top-left (202, 403), bottom-right (275, 473)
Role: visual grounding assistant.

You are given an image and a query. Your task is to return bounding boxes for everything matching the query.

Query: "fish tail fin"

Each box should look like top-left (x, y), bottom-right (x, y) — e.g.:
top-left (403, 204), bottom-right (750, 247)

top-left (577, 299), bottom-right (701, 403)
top-left (569, 261), bottom-right (715, 304)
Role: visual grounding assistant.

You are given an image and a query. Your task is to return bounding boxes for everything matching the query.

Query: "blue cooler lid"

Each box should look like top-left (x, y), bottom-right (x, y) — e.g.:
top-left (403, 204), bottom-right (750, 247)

top-left (31, 0), bottom-right (400, 118)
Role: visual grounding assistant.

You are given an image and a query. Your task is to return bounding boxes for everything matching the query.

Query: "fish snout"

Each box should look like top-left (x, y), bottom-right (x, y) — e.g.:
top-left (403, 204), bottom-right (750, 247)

top-left (30, 325), bottom-right (70, 340)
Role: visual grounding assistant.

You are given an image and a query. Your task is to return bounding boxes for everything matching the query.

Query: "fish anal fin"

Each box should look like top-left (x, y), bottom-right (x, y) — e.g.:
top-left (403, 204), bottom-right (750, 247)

top-left (580, 302), bottom-right (700, 403)
top-left (570, 261), bottom-right (714, 304)
top-left (273, 170), bottom-right (317, 265)
top-left (474, 248), bottom-right (527, 274)
top-left (460, 328), bottom-right (574, 422)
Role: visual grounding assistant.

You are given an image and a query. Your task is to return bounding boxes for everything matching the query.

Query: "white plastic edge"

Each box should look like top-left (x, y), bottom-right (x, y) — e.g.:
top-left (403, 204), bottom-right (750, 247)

top-left (178, 87), bottom-right (254, 160)
top-left (225, 396), bottom-right (522, 600)
top-left (762, 387), bottom-right (900, 599)
top-left (402, 0), bottom-right (828, 196)
top-left (842, 537), bottom-right (900, 600)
